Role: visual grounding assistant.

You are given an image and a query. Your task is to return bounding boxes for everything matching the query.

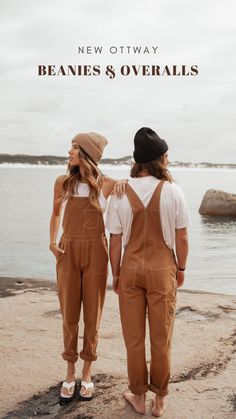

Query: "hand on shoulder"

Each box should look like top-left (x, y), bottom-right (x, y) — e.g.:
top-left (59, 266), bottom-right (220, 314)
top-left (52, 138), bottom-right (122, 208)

top-left (102, 176), bottom-right (128, 199)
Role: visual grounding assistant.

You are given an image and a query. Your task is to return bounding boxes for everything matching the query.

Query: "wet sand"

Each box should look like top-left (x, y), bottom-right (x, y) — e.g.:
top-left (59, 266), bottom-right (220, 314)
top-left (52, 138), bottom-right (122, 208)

top-left (0, 277), bottom-right (236, 418)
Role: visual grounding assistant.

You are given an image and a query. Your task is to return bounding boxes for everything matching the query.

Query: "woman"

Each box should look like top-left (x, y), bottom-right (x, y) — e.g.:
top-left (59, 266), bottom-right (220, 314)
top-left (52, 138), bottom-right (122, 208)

top-left (106, 127), bottom-right (190, 416)
top-left (49, 132), bottom-right (123, 403)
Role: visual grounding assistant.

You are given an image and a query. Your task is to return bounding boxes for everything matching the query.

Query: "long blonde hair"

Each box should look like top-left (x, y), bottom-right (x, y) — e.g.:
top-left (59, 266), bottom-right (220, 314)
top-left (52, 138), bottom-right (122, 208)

top-left (62, 147), bottom-right (103, 209)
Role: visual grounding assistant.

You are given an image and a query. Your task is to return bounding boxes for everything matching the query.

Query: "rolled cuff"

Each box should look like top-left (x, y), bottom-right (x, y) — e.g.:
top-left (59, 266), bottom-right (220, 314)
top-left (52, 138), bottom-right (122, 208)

top-left (129, 384), bottom-right (149, 395)
top-left (62, 352), bottom-right (78, 363)
top-left (80, 350), bottom-right (97, 362)
top-left (149, 382), bottom-right (169, 397)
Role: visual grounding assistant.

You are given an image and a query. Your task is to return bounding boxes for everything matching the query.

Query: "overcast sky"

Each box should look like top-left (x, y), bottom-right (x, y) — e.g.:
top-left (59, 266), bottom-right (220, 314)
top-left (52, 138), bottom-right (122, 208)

top-left (0, 0), bottom-right (235, 163)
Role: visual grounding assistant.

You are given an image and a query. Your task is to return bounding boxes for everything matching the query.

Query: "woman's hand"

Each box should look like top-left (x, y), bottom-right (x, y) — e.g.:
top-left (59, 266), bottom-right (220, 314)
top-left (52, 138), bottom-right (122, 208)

top-left (113, 179), bottom-right (128, 198)
top-left (49, 243), bottom-right (65, 260)
top-left (112, 276), bottom-right (120, 294)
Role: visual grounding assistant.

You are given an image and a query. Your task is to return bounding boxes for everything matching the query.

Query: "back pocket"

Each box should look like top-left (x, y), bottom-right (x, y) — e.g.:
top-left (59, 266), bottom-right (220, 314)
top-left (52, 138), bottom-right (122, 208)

top-left (150, 267), bottom-right (171, 295)
top-left (120, 265), bottom-right (137, 291)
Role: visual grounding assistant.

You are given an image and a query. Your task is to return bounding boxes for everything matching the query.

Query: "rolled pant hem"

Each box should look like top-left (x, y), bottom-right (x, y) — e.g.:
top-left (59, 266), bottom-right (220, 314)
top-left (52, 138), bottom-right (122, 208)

top-left (62, 353), bottom-right (78, 363)
top-left (148, 383), bottom-right (169, 397)
top-left (129, 384), bottom-right (149, 395)
top-left (80, 351), bottom-right (97, 362)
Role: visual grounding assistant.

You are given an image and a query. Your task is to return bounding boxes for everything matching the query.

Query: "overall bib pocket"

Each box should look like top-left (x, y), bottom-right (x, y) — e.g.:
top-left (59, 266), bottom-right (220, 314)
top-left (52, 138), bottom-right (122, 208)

top-left (83, 209), bottom-right (99, 230)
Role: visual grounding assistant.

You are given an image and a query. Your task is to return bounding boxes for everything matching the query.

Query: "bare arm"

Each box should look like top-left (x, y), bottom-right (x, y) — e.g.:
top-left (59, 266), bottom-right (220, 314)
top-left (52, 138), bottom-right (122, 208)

top-left (102, 177), bottom-right (116, 199)
top-left (175, 228), bottom-right (189, 288)
top-left (49, 175), bottom-right (66, 259)
top-left (102, 176), bottom-right (128, 199)
top-left (109, 233), bottom-right (122, 294)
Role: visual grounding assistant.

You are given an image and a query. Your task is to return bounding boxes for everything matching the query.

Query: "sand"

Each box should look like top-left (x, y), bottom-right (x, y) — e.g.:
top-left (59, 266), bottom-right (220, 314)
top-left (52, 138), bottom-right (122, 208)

top-left (0, 277), bottom-right (236, 419)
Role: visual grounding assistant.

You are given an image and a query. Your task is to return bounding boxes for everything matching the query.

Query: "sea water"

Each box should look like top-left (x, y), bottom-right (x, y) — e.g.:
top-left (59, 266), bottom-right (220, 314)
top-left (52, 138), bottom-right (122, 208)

top-left (0, 165), bottom-right (235, 295)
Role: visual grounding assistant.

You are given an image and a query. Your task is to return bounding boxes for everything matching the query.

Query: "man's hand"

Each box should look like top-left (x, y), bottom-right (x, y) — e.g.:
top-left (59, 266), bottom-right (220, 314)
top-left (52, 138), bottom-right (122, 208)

top-left (176, 270), bottom-right (185, 288)
top-left (112, 276), bottom-right (120, 294)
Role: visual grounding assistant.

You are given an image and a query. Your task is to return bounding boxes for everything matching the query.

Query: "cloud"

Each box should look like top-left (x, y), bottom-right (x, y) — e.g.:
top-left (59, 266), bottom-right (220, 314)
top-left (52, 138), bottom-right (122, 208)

top-left (0, 0), bottom-right (235, 162)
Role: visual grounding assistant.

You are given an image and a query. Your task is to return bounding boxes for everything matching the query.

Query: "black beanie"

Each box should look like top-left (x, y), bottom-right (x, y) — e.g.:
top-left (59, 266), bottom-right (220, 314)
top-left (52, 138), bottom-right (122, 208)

top-left (133, 127), bottom-right (168, 163)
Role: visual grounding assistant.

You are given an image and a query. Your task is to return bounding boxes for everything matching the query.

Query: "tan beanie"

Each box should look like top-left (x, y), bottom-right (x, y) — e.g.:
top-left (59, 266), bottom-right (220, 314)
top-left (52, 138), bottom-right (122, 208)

top-left (72, 132), bottom-right (108, 164)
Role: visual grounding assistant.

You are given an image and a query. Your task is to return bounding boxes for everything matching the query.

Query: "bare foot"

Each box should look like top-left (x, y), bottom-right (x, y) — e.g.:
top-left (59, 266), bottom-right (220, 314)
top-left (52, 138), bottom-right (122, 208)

top-left (152, 395), bottom-right (166, 417)
top-left (124, 392), bottom-right (146, 415)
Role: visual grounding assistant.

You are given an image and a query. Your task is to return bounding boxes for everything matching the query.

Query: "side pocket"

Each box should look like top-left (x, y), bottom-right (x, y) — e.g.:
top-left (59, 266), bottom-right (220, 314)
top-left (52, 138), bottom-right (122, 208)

top-left (168, 268), bottom-right (177, 303)
top-left (56, 239), bottom-right (67, 271)
top-left (119, 265), bottom-right (137, 291)
top-left (93, 238), bottom-right (108, 275)
top-left (166, 269), bottom-right (177, 326)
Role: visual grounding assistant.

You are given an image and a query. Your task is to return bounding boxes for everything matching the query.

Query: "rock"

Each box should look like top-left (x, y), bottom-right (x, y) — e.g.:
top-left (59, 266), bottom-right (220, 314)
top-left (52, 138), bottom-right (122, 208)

top-left (199, 189), bottom-right (236, 216)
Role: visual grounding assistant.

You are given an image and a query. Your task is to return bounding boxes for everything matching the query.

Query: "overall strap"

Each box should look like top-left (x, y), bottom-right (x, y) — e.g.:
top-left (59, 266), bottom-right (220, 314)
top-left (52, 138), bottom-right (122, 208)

top-left (125, 184), bottom-right (145, 211)
top-left (147, 180), bottom-right (165, 211)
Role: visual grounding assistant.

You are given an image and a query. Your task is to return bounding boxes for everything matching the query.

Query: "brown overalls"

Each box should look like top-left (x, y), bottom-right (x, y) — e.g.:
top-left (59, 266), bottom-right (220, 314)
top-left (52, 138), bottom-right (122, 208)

top-left (56, 196), bottom-right (108, 363)
top-left (119, 181), bottom-right (177, 396)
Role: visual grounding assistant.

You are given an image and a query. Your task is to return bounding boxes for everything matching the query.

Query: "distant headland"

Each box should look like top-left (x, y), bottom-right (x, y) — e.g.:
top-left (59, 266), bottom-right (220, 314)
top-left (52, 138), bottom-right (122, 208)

top-left (0, 154), bottom-right (236, 169)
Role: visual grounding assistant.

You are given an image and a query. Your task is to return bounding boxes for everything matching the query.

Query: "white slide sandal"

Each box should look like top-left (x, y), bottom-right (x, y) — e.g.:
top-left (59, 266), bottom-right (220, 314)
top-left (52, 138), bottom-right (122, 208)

top-left (79, 380), bottom-right (95, 401)
top-left (59, 380), bottom-right (76, 404)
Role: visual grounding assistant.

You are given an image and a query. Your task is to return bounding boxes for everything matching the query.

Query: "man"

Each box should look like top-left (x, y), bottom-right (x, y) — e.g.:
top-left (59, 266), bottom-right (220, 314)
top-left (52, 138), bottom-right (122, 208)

top-left (106, 127), bottom-right (190, 416)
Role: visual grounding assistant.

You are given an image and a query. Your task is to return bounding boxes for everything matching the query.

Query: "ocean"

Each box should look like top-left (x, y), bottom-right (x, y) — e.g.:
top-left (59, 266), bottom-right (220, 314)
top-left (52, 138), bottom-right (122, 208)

top-left (0, 165), bottom-right (236, 295)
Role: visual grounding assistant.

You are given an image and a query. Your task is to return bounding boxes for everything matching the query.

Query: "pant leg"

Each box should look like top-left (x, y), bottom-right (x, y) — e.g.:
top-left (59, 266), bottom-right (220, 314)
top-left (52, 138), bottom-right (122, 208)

top-left (80, 239), bottom-right (108, 362)
top-left (119, 267), bottom-right (148, 394)
top-left (147, 267), bottom-right (177, 396)
top-left (57, 240), bottom-right (82, 363)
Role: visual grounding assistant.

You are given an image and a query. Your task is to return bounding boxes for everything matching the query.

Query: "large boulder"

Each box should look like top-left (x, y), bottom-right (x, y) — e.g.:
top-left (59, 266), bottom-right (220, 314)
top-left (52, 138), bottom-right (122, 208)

top-left (199, 189), bottom-right (236, 216)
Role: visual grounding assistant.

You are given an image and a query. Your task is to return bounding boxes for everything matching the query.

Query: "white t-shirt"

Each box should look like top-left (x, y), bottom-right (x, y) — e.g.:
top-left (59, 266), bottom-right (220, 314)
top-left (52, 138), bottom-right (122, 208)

top-left (105, 176), bottom-right (190, 249)
top-left (73, 183), bottom-right (107, 212)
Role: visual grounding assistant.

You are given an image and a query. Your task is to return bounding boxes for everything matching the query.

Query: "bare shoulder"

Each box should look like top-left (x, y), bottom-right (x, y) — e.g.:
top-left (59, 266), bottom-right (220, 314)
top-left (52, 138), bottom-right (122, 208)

top-left (53, 175), bottom-right (68, 201)
top-left (102, 176), bottom-right (116, 199)
top-left (54, 174), bottom-right (67, 188)
top-left (102, 176), bottom-right (116, 188)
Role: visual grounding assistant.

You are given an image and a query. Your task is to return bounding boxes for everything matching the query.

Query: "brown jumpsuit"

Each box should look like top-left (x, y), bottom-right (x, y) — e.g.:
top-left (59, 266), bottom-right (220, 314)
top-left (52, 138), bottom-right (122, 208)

top-left (119, 181), bottom-right (177, 396)
top-left (56, 196), bottom-right (108, 363)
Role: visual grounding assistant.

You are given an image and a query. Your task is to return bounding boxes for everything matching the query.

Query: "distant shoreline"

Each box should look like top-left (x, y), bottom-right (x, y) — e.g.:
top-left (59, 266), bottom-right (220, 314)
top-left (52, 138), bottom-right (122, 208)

top-left (0, 154), bottom-right (236, 169)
